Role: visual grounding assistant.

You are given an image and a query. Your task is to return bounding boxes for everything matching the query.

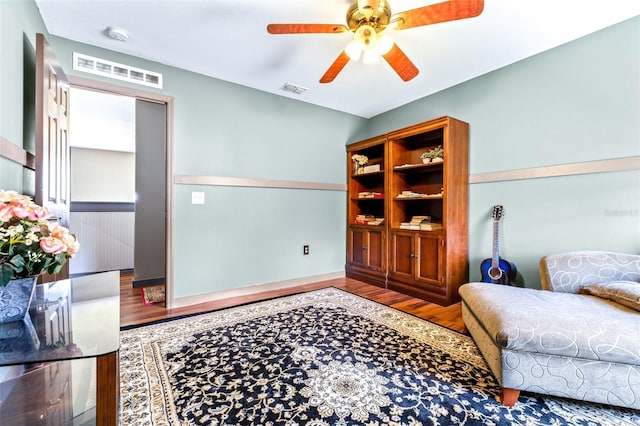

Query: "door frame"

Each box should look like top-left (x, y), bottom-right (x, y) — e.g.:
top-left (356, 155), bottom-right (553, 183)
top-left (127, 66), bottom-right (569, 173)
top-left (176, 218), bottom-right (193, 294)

top-left (68, 75), bottom-right (175, 308)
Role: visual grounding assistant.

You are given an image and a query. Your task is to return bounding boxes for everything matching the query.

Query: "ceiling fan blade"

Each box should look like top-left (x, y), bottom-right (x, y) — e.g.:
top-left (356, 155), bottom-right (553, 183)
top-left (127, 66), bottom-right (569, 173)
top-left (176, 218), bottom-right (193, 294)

top-left (382, 43), bottom-right (419, 82)
top-left (320, 50), bottom-right (351, 83)
top-left (393, 0), bottom-right (484, 31)
top-left (267, 23), bottom-right (349, 34)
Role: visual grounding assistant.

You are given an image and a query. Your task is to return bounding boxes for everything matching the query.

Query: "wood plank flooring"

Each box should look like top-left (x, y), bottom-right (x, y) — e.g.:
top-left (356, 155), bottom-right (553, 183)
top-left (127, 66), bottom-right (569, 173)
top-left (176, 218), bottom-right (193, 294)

top-left (120, 273), bottom-right (466, 333)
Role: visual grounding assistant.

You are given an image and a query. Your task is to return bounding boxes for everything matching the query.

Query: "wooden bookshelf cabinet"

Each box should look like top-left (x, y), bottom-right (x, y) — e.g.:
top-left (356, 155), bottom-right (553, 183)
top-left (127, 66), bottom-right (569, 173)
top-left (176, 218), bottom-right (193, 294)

top-left (346, 135), bottom-right (387, 287)
top-left (346, 116), bottom-right (469, 305)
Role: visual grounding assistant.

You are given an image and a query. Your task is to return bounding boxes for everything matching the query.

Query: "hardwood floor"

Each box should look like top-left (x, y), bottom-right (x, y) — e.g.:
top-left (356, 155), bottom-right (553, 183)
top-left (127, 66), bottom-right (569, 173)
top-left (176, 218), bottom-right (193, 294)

top-left (120, 273), bottom-right (466, 333)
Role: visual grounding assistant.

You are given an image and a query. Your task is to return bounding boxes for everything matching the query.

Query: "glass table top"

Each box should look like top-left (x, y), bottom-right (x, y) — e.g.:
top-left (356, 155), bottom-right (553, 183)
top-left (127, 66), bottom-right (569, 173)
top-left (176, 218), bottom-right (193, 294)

top-left (0, 271), bottom-right (120, 366)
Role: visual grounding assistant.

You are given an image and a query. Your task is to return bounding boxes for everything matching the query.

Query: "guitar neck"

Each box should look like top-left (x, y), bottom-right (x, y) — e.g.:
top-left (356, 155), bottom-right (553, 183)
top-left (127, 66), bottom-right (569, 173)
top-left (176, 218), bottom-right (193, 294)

top-left (492, 219), bottom-right (500, 267)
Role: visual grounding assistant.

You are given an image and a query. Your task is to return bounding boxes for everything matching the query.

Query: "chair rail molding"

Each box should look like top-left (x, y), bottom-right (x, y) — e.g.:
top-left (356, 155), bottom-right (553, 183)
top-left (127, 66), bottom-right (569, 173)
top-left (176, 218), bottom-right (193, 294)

top-left (469, 156), bottom-right (640, 184)
top-left (0, 136), bottom-right (35, 169)
top-left (175, 175), bottom-right (347, 192)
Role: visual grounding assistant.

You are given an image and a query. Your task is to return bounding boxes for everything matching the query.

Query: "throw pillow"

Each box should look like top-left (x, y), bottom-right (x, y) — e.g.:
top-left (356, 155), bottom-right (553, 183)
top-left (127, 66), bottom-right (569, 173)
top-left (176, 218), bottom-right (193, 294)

top-left (579, 281), bottom-right (640, 312)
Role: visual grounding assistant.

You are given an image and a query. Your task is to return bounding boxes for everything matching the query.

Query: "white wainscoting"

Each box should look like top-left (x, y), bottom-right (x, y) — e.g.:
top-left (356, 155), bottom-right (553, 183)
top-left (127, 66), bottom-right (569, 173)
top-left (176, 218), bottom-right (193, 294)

top-left (69, 211), bottom-right (134, 274)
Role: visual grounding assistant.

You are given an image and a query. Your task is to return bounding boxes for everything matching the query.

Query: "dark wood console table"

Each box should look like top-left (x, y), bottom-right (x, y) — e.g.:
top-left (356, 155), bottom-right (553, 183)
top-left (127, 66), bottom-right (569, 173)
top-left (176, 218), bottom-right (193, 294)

top-left (0, 271), bottom-right (120, 424)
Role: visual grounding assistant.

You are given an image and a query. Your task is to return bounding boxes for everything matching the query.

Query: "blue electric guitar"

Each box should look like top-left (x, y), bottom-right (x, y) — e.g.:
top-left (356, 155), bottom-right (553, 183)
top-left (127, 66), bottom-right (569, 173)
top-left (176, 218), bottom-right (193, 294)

top-left (480, 205), bottom-right (517, 285)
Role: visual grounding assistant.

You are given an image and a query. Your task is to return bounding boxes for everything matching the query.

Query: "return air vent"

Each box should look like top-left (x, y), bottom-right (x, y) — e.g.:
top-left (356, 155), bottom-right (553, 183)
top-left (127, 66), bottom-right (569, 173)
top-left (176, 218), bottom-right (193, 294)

top-left (72, 52), bottom-right (163, 89)
top-left (279, 83), bottom-right (307, 95)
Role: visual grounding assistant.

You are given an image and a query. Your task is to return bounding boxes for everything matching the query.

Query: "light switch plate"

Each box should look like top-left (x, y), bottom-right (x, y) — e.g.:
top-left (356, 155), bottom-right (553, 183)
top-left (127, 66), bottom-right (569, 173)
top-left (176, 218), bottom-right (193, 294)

top-left (191, 191), bottom-right (205, 204)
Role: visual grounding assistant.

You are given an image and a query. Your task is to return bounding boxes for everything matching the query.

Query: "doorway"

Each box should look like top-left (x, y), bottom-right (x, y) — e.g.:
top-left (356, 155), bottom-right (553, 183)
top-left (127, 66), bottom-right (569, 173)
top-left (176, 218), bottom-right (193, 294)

top-left (68, 87), bottom-right (136, 276)
top-left (67, 76), bottom-right (174, 308)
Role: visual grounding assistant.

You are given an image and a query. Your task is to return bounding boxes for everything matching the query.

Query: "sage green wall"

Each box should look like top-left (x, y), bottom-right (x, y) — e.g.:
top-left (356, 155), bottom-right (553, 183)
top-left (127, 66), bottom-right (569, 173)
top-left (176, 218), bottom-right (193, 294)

top-left (0, 0), bottom-right (48, 194)
top-left (43, 34), bottom-right (365, 298)
top-left (364, 17), bottom-right (640, 287)
top-left (175, 185), bottom-right (345, 296)
top-left (2, 0), bottom-right (638, 296)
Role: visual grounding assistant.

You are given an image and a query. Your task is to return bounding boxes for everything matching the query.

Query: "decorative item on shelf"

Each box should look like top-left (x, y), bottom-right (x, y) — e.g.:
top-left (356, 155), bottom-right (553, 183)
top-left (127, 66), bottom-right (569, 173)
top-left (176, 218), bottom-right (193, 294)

top-left (397, 190), bottom-right (424, 198)
top-left (363, 164), bottom-right (381, 173)
top-left (396, 189), bottom-right (443, 199)
top-left (420, 222), bottom-right (443, 231)
top-left (420, 145), bottom-right (444, 164)
top-left (355, 214), bottom-right (385, 225)
top-left (0, 190), bottom-right (80, 324)
top-left (358, 191), bottom-right (383, 199)
top-left (400, 215), bottom-right (431, 230)
top-left (351, 154), bottom-right (368, 174)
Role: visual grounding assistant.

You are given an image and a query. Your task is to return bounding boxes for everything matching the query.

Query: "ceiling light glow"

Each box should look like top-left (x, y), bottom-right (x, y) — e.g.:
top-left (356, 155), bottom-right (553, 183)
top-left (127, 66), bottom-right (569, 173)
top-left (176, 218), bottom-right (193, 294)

top-left (363, 48), bottom-right (380, 64)
top-left (345, 40), bottom-right (364, 60)
top-left (376, 33), bottom-right (394, 55)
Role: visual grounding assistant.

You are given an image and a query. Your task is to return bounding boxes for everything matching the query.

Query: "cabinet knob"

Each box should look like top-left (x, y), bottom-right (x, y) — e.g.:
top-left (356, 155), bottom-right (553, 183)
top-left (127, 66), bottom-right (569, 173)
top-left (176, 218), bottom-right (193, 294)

top-left (362, 246), bottom-right (368, 250)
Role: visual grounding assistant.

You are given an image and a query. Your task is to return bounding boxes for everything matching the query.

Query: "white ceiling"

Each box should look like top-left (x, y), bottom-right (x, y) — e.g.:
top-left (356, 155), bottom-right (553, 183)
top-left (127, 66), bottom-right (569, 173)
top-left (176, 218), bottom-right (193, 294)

top-left (35, 0), bottom-right (639, 118)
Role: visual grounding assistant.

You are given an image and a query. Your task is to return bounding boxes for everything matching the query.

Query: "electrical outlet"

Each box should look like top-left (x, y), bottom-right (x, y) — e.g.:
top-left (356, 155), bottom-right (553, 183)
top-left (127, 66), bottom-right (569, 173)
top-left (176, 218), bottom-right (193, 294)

top-left (303, 245), bottom-right (309, 255)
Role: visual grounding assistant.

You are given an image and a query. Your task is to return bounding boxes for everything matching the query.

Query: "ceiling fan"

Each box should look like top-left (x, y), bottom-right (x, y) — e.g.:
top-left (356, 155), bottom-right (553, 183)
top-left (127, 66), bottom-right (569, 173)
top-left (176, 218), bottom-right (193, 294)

top-left (267, 0), bottom-right (484, 83)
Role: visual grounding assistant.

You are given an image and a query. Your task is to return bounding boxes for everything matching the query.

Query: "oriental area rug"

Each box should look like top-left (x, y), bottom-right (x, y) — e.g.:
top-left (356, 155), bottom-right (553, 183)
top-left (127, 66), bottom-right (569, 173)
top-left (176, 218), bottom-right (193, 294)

top-left (119, 288), bottom-right (639, 425)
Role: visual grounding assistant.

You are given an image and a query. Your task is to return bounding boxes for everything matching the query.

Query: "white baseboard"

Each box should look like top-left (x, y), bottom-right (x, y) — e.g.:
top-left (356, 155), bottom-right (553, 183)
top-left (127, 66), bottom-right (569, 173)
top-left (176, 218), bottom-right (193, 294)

top-left (171, 271), bottom-right (345, 309)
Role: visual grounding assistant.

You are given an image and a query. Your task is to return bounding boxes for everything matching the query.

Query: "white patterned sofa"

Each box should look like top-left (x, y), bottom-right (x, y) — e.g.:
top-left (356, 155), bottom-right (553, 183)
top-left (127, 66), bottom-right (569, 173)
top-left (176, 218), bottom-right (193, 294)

top-left (459, 251), bottom-right (640, 409)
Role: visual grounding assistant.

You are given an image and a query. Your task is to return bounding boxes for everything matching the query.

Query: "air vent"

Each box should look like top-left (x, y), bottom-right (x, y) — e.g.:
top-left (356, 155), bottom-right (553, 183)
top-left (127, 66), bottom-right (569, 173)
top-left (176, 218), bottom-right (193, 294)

top-left (279, 83), bottom-right (307, 95)
top-left (72, 52), bottom-right (163, 89)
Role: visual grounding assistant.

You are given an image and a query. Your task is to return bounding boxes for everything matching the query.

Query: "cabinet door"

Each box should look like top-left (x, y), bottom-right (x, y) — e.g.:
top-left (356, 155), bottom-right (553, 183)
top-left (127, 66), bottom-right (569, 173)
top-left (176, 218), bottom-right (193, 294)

top-left (367, 228), bottom-right (384, 271)
top-left (349, 227), bottom-right (384, 271)
top-left (390, 232), bottom-right (414, 280)
top-left (349, 228), bottom-right (366, 267)
top-left (416, 234), bottom-right (443, 286)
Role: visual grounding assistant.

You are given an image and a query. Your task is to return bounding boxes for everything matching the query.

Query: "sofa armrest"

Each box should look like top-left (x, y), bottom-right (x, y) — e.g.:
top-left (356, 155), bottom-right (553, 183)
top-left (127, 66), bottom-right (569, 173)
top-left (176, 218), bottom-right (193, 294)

top-left (539, 251), bottom-right (640, 293)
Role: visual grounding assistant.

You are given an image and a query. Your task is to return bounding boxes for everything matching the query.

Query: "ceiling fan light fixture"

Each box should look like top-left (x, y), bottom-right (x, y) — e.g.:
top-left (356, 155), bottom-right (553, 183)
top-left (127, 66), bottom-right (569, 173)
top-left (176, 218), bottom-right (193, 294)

top-left (354, 24), bottom-right (377, 48)
top-left (266, 0), bottom-right (486, 83)
top-left (345, 40), bottom-right (364, 60)
top-left (376, 33), bottom-right (394, 55)
top-left (362, 48), bottom-right (380, 64)
top-left (349, 24), bottom-right (391, 62)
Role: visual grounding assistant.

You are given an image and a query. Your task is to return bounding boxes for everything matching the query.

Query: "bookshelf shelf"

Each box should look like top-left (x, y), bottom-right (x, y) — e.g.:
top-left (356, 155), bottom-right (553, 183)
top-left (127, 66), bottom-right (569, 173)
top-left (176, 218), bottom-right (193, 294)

top-left (352, 170), bottom-right (385, 178)
top-left (393, 195), bottom-right (443, 200)
top-left (392, 162), bottom-right (443, 172)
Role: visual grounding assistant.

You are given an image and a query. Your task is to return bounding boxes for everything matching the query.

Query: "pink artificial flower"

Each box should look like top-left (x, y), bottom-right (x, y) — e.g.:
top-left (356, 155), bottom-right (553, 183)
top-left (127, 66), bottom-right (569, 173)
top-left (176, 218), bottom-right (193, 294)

top-left (27, 204), bottom-right (50, 221)
top-left (8, 201), bottom-right (29, 219)
top-left (63, 233), bottom-right (80, 257)
top-left (40, 236), bottom-right (66, 255)
top-left (0, 191), bottom-right (24, 203)
top-left (0, 205), bottom-right (13, 222)
top-left (48, 223), bottom-right (69, 239)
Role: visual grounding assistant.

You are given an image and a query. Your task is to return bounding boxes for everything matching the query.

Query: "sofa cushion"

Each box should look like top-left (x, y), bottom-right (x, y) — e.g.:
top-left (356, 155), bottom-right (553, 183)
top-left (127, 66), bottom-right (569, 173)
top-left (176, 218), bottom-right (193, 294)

top-left (539, 251), bottom-right (640, 293)
top-left (579, 281), bottom-right (640, 312)
top-left (459, 283), bottom-right (640, 366)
